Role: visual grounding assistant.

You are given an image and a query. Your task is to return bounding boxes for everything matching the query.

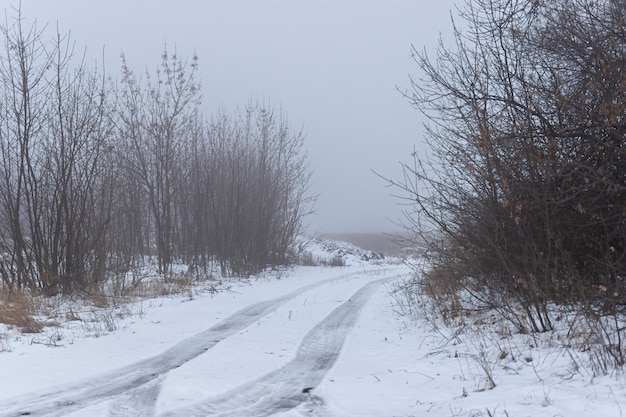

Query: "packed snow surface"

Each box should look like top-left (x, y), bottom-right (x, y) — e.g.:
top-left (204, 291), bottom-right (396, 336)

top-left (0, 250), bottom-right (625, 416)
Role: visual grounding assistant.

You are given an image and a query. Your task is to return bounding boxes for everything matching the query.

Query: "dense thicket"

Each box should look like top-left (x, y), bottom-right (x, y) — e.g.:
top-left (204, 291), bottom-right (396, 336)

top-left (0, 12), bottom-right (313, 293)
top-left (395, 0), bottom-right (626, 335)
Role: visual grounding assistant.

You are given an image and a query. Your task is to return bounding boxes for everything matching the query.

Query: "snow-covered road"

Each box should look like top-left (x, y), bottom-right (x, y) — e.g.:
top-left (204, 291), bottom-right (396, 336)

top-left (3, 261), bottom-right (626, 416)
top-left (0, 266), bottom-right (408, 417)
top-left (159, 278), bottom-right (392, 417)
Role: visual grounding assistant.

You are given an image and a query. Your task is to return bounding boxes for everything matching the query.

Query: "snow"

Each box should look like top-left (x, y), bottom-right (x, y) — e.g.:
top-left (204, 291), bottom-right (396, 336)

top-left (0, 245), bottom-right (625, 416)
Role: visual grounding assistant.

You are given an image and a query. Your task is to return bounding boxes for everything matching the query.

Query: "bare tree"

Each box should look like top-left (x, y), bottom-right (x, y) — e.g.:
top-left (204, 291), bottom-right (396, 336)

top-left (0, 8), bottom-right (315, 299)
top-left (0, 9), bottom-right (50, 290)
top-left (35, 31), bottom-right (113, 294)
top-left (0, 9), bottom-right (113, 294)
top-left (116, 48), bottom-right (201, 274)
top-left (203, 104), bottom-right (314, 276)
top-left (114, 50), bottom-right (312, 278)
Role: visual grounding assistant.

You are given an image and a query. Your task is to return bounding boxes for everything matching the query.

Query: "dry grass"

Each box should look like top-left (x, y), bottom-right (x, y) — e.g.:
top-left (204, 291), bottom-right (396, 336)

top-left (0, 267), bottom-right (225, 346)
top-left (394, 264), bottom-right (626, 379)
top-left (0, 291), bottom-right (44, 333)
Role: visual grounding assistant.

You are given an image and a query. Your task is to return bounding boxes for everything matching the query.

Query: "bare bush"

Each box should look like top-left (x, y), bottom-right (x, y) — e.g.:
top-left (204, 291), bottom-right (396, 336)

top-left (390, 0), bottom-right (626, 372)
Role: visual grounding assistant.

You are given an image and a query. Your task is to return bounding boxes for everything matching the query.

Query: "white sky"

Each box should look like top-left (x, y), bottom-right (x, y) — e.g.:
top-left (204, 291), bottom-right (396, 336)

top-left (13, 0), bottom-right (458, 233)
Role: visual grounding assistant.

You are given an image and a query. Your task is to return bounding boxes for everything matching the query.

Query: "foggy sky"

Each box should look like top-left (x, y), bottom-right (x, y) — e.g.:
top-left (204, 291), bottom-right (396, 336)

top-left (15, 0), bottom-right (458, 233)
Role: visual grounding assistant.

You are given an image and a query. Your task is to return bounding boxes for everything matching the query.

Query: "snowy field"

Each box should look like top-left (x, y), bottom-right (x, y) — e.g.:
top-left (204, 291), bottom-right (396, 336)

top-left (0, 247), bottom-right (625, 416)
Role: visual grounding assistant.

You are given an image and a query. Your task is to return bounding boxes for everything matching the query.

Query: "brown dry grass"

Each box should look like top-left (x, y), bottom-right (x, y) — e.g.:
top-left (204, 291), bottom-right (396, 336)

top-left (0, 269), bottom-right (221, 341)
top-left (0, 291), bottom-right (44, 333)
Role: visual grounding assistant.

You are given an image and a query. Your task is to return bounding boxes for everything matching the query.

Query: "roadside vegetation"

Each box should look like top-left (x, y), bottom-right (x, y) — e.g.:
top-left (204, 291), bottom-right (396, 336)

top-left (0, 237), bottom-right (380, 352)
top-left (0, 8), bottom-right (315, 332)
top-left (391, 0), bottom-right (626, 376)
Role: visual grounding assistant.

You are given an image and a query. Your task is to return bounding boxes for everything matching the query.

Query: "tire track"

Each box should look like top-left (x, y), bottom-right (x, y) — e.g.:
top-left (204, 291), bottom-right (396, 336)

top-left (159, 277), bottom-right (394, 417)
top-left (108, 376), bottom-right (163, 417)
top-left (0, 269), bottom-right (396, 417)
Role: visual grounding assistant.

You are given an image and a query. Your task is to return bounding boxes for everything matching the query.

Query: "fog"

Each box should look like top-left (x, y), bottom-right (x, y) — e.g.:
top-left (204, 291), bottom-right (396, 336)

top-left (16, 0), bottom-right (458, 233)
